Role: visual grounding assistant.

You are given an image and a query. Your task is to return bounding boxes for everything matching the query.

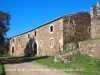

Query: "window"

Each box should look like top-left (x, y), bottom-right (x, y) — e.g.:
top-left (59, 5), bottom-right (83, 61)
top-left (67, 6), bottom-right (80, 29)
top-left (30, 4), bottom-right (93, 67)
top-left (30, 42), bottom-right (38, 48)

top-left (88, 27), bottom-right (91, 33)
top-left (50, 26), bottom-right (53, 32)
top-left (49, 24), bottom-right (54, 33)
top-left (13, 38), bottom-right (14, 43)
top-left (50, 38), bottom-right (54, 48)
top-left (18, 36), bottom-right (20, 41)
top-left (18, 44), bottom-right (21, 51)
top-left (40, 40), bottom-right (43, 46)
top-left (28, 34), bottom-right (30, 39)
top-left (35, 31), bottom-right (36, 36)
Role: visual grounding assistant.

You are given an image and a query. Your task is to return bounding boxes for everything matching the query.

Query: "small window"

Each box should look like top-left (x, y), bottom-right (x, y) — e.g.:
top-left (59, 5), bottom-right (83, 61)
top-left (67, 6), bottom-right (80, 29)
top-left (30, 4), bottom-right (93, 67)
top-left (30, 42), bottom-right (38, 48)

top-left (49, 24), bottom-right (54, 33)
top-left (50, 26), bottom-right (53, 32)
top-left (28, 34), bottom-right (30, 39)
top-left (13, 38), bottom-right (14, 43)
top-left (18, 36), bottom-right (20, 41)
top-left (88, 27), bottom-right (91, 33)
top-left (35, 31), bottom-right (36, 36)
top-left (50, 38), bottom-right (54, 48)
top-left (40, 40), bottom-right (43, 46)
top-left (18, 44), bottom-right (21, 51)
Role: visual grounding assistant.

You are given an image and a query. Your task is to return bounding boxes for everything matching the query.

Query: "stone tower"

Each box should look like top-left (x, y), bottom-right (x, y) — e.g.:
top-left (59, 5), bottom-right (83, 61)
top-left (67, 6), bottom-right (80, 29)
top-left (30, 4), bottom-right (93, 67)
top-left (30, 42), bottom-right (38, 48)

top-left (91, 2), bottom-right (100, 38)
top-left (97, 1), bottom-right (100, 17)
top-left (90, 5), bottom-right (97, 19)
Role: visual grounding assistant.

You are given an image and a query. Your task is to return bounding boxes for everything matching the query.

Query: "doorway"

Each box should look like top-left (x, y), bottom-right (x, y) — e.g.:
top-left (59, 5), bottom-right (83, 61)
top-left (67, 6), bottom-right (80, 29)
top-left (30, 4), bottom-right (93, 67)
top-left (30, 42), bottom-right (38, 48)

top-left (12, 47), bottom-right (14, 55)
top-left (34, 43), bottom-right (37, 55)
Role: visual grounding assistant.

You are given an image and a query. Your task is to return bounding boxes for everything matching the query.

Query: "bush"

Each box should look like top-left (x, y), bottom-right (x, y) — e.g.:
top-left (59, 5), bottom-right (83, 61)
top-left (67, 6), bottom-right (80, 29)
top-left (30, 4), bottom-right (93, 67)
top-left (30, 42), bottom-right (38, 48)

top-left (73, 37), bottom-right (82, 44)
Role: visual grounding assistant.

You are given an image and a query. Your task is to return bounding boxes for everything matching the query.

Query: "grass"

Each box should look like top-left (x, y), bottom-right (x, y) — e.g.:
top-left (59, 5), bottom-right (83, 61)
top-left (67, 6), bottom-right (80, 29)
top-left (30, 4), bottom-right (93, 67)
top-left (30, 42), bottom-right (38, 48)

top-left (86, 37), bottom-right (100, 41)
top-left (34, 53), bottom-right (100, 75)
top-left (73, 53), bottom-right (100, 75)
top-left (34, 56), bottom-right (69, 69)
top-left (0, 54), bottom-right (22, 59)
top-left (1, 53), bottom-right (100, 75)
top-left (0, 62), bottom-right (3, 75)
top-left (0, 54), bottom-right (20, 75)
top-left (1, 54), bottom-right (19, 57)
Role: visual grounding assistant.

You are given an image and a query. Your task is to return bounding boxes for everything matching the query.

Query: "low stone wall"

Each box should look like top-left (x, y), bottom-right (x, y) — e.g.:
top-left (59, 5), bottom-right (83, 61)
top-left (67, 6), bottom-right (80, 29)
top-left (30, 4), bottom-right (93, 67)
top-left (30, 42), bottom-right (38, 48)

top-left (79, 40), bottom-right (100, 58)
top-left (54, 50), bottom-right (78, 63)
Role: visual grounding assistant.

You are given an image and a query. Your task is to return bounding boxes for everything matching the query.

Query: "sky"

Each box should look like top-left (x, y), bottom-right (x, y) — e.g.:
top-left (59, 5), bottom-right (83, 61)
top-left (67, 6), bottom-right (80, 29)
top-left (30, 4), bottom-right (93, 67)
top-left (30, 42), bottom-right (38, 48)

top-left (0, 0), bottom-right (99, 38)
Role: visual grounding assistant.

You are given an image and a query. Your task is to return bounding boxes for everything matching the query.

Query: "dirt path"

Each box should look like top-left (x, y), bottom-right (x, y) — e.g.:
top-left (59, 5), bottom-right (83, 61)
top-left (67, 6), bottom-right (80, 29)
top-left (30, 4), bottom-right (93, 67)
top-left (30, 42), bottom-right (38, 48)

top-left (1, 58), bottom-right (77, 75)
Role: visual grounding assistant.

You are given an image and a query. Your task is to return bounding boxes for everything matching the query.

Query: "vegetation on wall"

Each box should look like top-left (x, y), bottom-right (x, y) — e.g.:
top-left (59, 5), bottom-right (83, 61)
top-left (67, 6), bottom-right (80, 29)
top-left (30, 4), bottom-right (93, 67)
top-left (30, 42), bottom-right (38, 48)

top-left (63, 37), bottom-right (82, 54)
top-left (73, 37), bottom-right (82, 44)
top-left (63, 43), bottom-right (73, 53)
top-left (97, 17), bottom-right (100, 20)
top-left (86, 37), bottom-right (100, 41)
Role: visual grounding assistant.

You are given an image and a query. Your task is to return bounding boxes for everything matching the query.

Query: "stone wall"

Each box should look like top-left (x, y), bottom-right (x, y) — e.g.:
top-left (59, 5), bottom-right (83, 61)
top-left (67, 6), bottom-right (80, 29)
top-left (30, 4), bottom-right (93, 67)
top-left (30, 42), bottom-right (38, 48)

top-left (91, 19), bottom-right (100, 38)
top-left (63, 11), bottom-right (91, 43)
top-left (79, 40), bottom-right (100, 58)
top-left (9, 11), bottom-right (91, 56)
top-left (91, 2), bottom-right (100, 38)
top-left (35, 18), bottom-right (63, 56)
top-left (9, 31), bottom-right (35, 56)
top-left (9, 17), bottom-right (63, 56)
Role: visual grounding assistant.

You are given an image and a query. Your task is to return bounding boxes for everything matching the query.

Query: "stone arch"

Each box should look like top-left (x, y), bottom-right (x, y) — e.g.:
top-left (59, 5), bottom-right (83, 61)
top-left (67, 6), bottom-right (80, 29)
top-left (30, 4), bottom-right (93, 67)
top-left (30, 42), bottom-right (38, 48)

top-left (11, 44), bottom-right (15, 55)
top-left (32, 40), bottom-right (38, 55)
top-left (34, 43), bottom-right (37, 55)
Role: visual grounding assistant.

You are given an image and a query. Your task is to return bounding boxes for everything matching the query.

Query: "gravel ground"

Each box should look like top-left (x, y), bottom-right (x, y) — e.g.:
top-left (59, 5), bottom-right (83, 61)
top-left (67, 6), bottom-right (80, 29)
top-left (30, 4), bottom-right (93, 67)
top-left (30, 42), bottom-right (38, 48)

top-left (4, 61), bottom-right (77, 75)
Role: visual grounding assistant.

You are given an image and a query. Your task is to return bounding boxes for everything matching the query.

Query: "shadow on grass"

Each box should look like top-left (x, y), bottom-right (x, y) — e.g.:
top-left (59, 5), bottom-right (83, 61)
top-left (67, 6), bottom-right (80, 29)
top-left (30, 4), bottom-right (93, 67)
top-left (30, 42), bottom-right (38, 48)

top-left (0, 56), bottom-right (49, 64)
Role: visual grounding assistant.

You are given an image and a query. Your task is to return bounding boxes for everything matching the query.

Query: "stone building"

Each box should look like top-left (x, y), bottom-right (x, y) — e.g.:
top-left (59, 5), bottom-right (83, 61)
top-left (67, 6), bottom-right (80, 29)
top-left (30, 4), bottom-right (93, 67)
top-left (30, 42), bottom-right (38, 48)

top-left (91, 2), bottom-right (100, 38)
top-left (79, 2), bottom-right (100, 59)
top-left (79, 2), bottom-right (100, 58)
top-left (9, 11), bottom-right (91, 56)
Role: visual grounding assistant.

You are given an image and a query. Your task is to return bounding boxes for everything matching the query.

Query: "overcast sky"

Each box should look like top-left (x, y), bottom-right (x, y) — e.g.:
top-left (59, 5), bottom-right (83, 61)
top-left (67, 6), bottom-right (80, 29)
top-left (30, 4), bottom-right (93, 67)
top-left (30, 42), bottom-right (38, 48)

top-left (0, 0), bottom-right (99, 37)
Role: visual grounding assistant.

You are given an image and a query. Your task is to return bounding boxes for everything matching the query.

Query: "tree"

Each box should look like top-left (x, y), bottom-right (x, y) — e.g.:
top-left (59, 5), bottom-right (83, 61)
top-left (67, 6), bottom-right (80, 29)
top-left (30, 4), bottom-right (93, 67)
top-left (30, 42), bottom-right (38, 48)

top-left (0, 10), bottom-right (11, 45)
top-left (4, 38), bottom-right (9, 47)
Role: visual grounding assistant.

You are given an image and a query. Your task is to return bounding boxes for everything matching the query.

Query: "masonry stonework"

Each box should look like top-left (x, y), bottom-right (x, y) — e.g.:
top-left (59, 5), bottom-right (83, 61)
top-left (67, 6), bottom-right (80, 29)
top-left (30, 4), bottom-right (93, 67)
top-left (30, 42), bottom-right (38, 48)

top-left (9, 18), bottom-right (64, 56)
top-left (91, 2), bottom-right (100, 38)
top-left (79, 2), bottom-right (100, 59)
top-left (63, 11), bottom-right (91, 43)
top-left (91, 19), bottom-right (100, 38)
top-left (9, 11), bottom-right (91, 56)
top-left (79, 40), bottom-right (100, 58)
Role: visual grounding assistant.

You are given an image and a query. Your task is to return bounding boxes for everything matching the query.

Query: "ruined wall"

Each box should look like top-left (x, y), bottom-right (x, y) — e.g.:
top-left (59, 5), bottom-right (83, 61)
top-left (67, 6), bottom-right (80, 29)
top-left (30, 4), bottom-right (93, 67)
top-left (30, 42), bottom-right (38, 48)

top-left (91, 2), bottom-right (100, 38)
top-left (79, 40), bottom-right (100, 58)
top-left (9, 18), bottom-right (63, 56)
top-left (91, 19), bottom-right (100, 38)
top-left (63, 11), bottom-right (91, 43)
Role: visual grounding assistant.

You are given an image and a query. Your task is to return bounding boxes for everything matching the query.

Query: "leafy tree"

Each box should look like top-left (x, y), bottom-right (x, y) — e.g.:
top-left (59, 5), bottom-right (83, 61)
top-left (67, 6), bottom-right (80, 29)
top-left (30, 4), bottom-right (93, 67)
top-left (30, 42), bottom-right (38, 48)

top-left (4, 38), bottom-right (9, 47)
top-left (0, 10), bottom-right (11, 45)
